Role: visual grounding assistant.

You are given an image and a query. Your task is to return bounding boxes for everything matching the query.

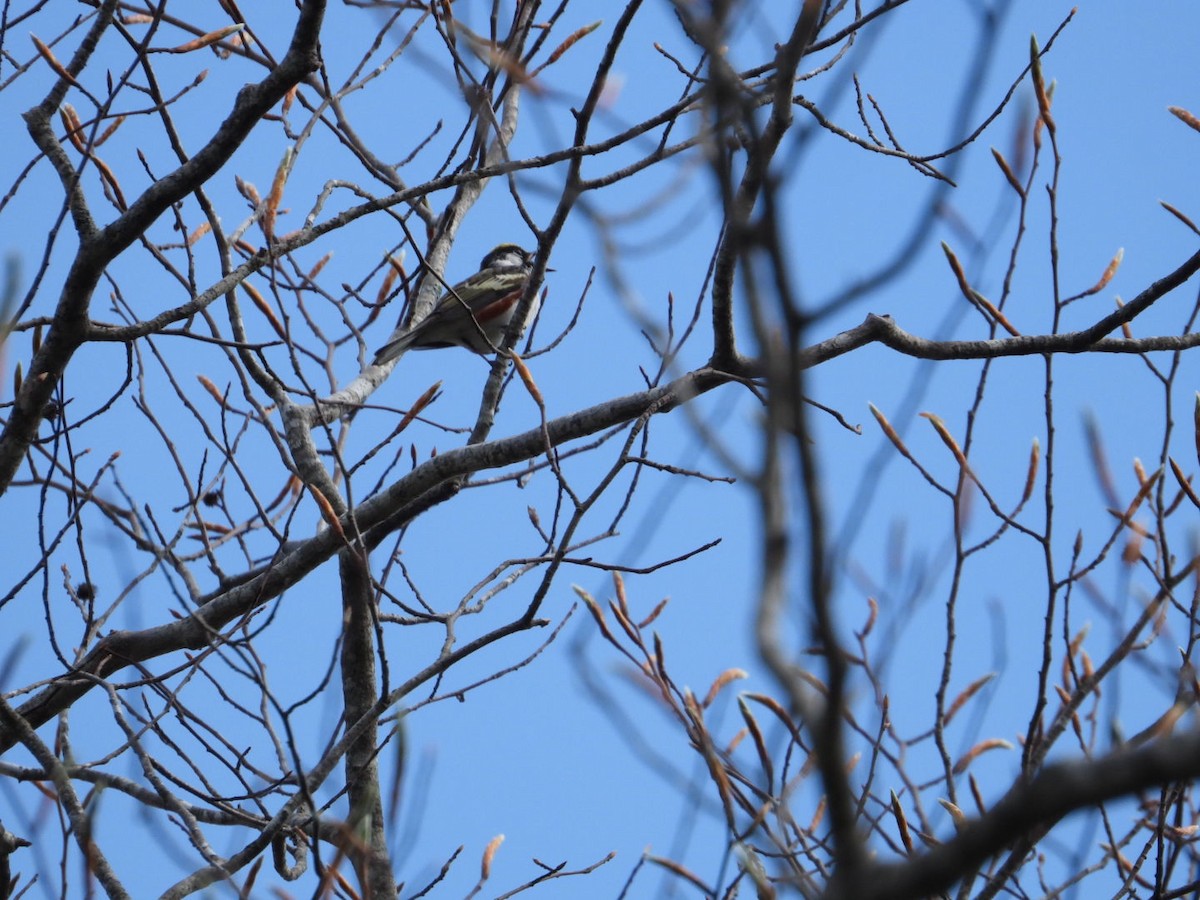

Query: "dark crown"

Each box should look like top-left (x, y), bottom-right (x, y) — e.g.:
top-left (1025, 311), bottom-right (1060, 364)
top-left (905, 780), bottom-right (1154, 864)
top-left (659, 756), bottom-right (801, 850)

top-left (480, 244), bottom-right (532, 270)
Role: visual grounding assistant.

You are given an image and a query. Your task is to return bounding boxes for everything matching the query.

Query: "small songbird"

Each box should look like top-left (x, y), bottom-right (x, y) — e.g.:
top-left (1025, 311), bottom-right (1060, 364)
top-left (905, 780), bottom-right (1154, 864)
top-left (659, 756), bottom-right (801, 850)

top-left (373, 244), bottom-right (537, 365)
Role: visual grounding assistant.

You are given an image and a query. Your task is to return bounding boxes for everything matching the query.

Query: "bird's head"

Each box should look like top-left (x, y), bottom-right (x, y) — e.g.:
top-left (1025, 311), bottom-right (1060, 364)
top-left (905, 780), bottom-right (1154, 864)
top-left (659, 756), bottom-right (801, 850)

top-left (480, 244), bottom-right (533, 271)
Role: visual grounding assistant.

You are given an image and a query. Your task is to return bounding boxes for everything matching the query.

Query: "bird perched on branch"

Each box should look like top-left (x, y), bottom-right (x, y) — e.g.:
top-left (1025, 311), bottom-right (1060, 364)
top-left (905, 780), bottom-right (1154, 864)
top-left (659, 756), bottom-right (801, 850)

top-left (373, 244), bottom-right (538, 365)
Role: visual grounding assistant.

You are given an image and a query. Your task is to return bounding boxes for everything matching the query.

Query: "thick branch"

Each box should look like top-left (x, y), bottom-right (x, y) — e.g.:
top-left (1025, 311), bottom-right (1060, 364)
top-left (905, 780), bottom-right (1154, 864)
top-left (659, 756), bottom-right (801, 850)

top-left (0, 365), bottom-right (731, 748)
top-left (866, 246), bottom-right (1200, 359)
top-left (0, 1), bottom-right (327, 498)
top-left (837, 731), bottom-right (1200, 900)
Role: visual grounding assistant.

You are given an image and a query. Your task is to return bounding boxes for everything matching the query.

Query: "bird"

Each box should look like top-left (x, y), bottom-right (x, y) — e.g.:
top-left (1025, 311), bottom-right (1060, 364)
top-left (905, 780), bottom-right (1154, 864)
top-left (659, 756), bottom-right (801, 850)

top-left (373, 243), bottom-right (538, 365)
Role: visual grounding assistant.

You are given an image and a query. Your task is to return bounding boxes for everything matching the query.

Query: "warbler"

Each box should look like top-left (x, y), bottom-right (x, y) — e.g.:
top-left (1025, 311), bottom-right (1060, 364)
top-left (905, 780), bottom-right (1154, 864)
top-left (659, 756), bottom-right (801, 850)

top-left (373, 244), bottom-right (538, 365)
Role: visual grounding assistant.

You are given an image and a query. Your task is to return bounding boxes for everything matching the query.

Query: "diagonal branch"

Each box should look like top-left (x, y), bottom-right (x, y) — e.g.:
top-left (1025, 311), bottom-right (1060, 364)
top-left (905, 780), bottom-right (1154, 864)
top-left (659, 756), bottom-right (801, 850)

top-left (0, 0), bottom-right (328, 499)
top-left (0, 364), bottom-right (733, 749)
top-left (837, 731), bottom-right (1200, 900)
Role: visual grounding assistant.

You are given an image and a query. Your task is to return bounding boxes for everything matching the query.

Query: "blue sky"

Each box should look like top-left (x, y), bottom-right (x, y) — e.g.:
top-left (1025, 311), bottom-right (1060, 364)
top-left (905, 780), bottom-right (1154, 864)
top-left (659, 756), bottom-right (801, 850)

top-left (3, 2), bottom-right (1200, 897)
